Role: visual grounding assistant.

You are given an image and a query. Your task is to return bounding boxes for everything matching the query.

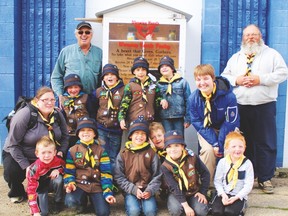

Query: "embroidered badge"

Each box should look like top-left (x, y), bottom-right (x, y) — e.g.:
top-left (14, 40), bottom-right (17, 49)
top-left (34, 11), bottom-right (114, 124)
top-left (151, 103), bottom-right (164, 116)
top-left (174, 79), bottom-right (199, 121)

top-left (75, 152), bottom-right (83, 158)
top-left (227, 106), bottom-right (238, 123)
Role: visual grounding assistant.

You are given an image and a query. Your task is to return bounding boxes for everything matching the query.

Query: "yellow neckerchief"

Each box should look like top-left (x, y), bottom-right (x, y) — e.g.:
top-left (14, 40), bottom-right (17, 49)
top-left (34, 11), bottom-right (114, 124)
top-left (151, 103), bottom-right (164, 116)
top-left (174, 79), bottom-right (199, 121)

top-left (66, 92), bottom-right (83, 114)
top-left (139, 76), bottom-right (150, 102)
top-left (245, 53), bottom-right (256, 76)
top-left (201, 83), bottom-right (216, 128)
top-left (125, 140), bottom-right (150, 152)
top-left (159, 73), bottom-right (182, 95)
top-left (165, 150), bottom-right (189, 190)
top-left (81, 139), bottom-right (96, 168)
top-left (32, 100), bottom-right (60, 146)
top-left (103, 80), bottom-right (121, 110)
top-left (225, 154), bottom-right (246, 190)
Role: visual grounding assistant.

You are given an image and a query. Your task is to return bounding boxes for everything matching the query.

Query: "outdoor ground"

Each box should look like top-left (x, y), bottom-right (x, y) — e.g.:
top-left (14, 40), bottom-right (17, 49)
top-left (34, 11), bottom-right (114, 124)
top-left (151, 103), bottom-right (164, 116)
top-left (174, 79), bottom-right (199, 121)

top-left (1, 167), bottom-right (288, 216)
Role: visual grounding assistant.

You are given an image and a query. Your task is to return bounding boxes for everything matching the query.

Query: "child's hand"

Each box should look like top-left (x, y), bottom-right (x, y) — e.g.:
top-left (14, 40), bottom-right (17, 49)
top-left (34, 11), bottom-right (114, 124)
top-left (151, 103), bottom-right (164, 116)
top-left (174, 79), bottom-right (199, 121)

top-left (120, 120), bottom-right (127, 130)
top-left (160, 99), bottom-right (168, 109)
top-left (227, 196), bottom-right (239, 204)
top-left (213, 147), bottom-right (223, 158)
top-left (136, 188), bottom-right (144, 199)
top-left (66, 183), bottom-right (76, 193)
top-left (50, 170), bottom-right (60, 179)
top-left (194, 192), bottom-right (207, 204)
top-left (33, 213), bottom-right (41, 216)
top-left (106, 195), bottom-right (116, 204)
top-left (181, 201), bottom-right (195, 216)
top-left (142, 191), bottom-right (151, 199)
top-left (184, 122), bottom-right (190, 128)
top-left (221, 193), bottom-right (229, 205)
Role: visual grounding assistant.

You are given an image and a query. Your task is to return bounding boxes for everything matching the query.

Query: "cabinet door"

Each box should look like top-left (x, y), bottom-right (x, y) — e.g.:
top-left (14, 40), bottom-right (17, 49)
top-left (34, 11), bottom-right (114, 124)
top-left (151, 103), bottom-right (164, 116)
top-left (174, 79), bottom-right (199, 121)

top-left (108, 22), bottom-right (180, 84)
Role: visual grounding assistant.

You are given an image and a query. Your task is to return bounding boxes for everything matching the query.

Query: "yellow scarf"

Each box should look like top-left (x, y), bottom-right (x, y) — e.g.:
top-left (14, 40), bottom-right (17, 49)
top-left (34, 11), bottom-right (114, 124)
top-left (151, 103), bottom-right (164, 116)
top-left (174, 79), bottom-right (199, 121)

top-left (33, 99), bottom-right (60, 146)
top-left (125, 140), bottom-right (150, 152)
top-left (225, 154), bottom-right (246, 190)
top-left (104, 80), bottom-right (121, 110)
top-left (67, 94), bottom-right (81, 114)
top-left (159, 73), bottom-right (181, 95)
top-left (140, 76), bottom-right (150, 103)
top-left (201, 84), bottom-right (216, 128)
top-left (245, 53), bottom-right (256, 76)
top-left (81, 140), bottom-right (96, 168)
top-left (165, 151), bottom-right (189, 190)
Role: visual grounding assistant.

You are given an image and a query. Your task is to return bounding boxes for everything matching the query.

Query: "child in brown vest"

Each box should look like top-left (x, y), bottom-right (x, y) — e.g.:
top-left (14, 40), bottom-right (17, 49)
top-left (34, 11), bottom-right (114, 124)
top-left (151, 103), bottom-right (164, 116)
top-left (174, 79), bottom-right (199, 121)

top-left (114, 118), bottom-right (162, 216)
top-left (161, 130), bottom-right (210, 216)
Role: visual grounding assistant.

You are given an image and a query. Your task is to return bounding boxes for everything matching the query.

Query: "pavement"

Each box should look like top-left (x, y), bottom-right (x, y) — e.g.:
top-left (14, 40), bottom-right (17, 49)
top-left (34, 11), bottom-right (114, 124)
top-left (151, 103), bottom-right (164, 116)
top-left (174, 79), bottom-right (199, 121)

top-left (0, 167), bottom-right (287, 215)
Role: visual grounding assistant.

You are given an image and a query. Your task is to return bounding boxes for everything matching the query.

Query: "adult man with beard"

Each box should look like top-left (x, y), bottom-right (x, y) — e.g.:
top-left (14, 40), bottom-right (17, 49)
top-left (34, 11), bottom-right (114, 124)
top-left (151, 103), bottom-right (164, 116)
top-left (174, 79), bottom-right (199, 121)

top-left (222, 24), bottom-right (288, 194)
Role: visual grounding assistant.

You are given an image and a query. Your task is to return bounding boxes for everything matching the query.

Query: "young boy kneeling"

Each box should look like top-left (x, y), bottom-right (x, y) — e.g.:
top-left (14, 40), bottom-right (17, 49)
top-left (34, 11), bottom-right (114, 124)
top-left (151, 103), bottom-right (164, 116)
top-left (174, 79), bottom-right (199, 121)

top-left (114, 118), bottom-right (162, 216)
top-left (161, 130), bottom-right (210, 216)
top-left (64, 117), bottom-right (116, 215)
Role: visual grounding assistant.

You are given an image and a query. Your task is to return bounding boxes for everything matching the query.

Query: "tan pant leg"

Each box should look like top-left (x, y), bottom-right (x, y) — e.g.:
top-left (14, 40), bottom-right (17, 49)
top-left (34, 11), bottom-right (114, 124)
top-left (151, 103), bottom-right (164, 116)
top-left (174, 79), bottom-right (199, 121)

top-left (197, 133), bottom-right (216, 187)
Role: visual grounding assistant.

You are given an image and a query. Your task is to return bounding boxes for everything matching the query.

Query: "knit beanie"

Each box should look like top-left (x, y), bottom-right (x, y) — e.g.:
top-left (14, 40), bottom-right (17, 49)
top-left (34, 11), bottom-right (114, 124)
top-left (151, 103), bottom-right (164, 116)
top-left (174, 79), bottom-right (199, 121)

top-left (64, 74), bottom-right (83, 90)
top-left (76, 117), bottom-right (98, 138)
top-left (76, 21), bottom-right (92, 30)
top-left (164, 130), bottom-right (186, 149)
top-left (131, 57), bottom-right (149, 74)
top-left (158, 56), bottom-right (176, 73)
top-left (101, 64), bottom-right (120, 80)
top-left (128, 117), bottom-right (149, 139)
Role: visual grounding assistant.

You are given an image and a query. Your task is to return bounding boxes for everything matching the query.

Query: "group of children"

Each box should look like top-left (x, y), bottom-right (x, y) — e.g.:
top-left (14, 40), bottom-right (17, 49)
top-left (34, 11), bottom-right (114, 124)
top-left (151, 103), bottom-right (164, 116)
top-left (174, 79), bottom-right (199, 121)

top-left (25, 56), bottom-right (254, 216)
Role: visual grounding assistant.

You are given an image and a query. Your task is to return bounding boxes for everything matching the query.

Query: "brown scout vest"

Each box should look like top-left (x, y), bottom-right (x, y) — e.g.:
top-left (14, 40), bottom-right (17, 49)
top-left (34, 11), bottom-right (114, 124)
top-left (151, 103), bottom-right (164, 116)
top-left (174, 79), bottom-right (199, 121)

top-left (127, 82), bottom-right (156, 124)
top-left (162, 155), bottom-right (200, 196)
top-left (96, 86), bottom-right (124, 128)
top-left (60, 94), bottom-right (89, 134)
top-left (69, 143), bottom-right (104, 193)
top-left (120, 146), bottom-right (156, 189)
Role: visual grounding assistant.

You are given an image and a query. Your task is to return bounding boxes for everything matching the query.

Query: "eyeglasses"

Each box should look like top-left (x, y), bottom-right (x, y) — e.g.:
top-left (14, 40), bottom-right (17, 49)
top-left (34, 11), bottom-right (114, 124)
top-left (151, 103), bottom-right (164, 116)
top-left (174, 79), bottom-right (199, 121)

top-left (39, 98), bottom-right (56, 104)
top-left (244, 33), bottom-right (260, 37)
top-left (78, 30), bottom-right (91, 35)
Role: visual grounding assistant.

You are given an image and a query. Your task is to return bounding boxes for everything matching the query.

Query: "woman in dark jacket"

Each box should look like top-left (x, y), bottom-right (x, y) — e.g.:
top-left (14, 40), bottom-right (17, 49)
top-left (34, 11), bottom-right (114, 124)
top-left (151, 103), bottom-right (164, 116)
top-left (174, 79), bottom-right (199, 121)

top-left (2, 86), bottom-right (69, 203)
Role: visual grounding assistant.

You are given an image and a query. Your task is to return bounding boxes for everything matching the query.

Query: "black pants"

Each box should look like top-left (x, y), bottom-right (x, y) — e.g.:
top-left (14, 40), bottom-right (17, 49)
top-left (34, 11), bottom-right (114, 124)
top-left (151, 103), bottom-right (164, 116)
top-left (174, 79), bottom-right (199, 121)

top-left (238, 102), bottom-right (276, 182)
top-left (2, 151), bottom-right (27, 198)
top-left (211, 195), bottom-right (246, 216)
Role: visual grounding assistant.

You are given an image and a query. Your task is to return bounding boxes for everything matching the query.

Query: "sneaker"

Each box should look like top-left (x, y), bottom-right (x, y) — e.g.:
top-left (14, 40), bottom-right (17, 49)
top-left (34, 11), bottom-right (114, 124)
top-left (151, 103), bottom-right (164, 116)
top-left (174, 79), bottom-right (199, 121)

top-left (10, 196), bottom-right (24, 203)
top-left (259, 180), bottom-right (274, 194)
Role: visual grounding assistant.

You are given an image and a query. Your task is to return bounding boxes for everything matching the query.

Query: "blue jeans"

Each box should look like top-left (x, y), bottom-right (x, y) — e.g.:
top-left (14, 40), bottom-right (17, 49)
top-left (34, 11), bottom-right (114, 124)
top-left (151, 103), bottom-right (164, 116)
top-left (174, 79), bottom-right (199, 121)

top-left (38, 175), bottom-right (63, 216)
top-left (167, 193), bottom-right (209, 216)
top-left (162, 118), bottom-right (184, 135)
top-left (124, 194), bottom-right (157, 216)
top-left (65, 187), bottom-right (110, 216)
top-left (97, 129), bottom-right (122, 175)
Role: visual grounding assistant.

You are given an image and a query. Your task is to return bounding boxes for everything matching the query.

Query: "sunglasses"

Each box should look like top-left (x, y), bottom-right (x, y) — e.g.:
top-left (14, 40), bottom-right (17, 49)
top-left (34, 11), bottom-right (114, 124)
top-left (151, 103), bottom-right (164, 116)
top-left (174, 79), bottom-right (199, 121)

top-left (78, 30), bottom-right (91, 35)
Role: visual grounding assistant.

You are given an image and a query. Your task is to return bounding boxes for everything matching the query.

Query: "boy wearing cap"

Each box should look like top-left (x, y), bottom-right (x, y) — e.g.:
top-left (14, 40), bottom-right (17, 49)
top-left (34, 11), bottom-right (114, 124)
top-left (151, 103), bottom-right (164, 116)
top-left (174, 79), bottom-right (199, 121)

top-left (157, 56), bottom-right (191, 135)
top-left (51, 21), bottom-right (102, 95)
top-left (114, 118), bottom-right (162, 216)
top-left (59, 73), bottom-right (91, 146)
top-left (64, 117), bottom-right (116, 215)
top-left (92, 63), bottom-right (125, 174)
top-left (118, 56), bottom-right (168, 130)
top-left (161, 130), bottom-right (210, 216)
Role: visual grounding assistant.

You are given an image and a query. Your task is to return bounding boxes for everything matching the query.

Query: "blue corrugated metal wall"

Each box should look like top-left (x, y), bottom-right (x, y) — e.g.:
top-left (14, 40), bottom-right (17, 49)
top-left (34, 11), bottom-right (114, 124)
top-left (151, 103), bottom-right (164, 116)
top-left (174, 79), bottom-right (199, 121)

top-left (20, 0), bottom-right (66, 97)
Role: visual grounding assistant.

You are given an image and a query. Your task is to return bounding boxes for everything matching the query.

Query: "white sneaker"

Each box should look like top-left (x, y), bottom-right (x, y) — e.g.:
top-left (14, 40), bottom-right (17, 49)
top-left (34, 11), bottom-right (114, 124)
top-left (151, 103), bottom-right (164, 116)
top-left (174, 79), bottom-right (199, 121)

top-left (10, 196), bottom-right (24, 203)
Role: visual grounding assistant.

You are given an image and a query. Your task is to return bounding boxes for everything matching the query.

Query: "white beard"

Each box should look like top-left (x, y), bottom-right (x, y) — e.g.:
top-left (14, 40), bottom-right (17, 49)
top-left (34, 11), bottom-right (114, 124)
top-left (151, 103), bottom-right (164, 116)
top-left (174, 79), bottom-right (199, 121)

top-left (241, 39), bottom-right (264, 55)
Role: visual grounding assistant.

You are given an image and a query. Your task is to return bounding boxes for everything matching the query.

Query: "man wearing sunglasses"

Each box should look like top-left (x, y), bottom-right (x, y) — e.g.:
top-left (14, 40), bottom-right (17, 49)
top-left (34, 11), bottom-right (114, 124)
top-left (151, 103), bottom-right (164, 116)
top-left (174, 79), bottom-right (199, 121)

top-left (51, 21), bottom-right (102, 96)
